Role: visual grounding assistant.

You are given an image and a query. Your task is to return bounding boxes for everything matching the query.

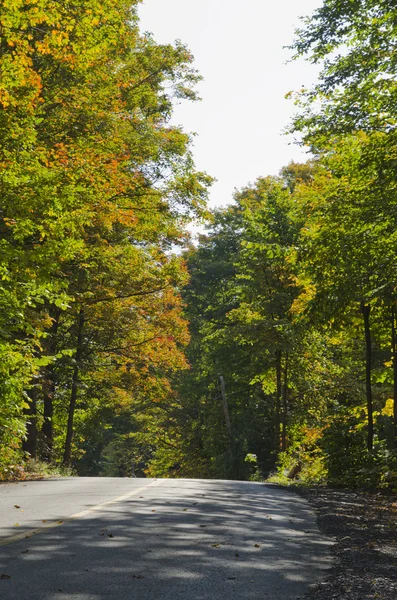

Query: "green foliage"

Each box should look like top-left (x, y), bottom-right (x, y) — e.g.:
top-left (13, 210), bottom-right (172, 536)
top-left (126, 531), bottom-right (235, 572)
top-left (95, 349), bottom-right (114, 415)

top-left (130, 1), bottom-right (397, 489)
top-left (244, 453), bottom-right (263, 482)
top-left (290, 0), bottom-right (397, 142)
top-left (154, 151), bottom-right (397, 489)
top-left (0, 344), bottom-right (36, 480)
top-left (0, 0), bottom-right (211, 478)
top-left (3, 0), bottom-right (397, 492)
top-left (320, 413), bottom-right (397, 490)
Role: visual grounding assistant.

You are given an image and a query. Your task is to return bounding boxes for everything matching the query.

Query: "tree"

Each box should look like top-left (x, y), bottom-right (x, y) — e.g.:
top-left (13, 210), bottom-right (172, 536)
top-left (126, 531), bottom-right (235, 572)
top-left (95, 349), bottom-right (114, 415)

top-left (0, 0), bottom-right (211, 476)
top-left (157, 156), bottom-right (397, 487)
top-left (289, 0), bottom-right (397, 453)
top-left (290, 0), bottom-right (397, 143)
top-left (292, 134), bottom-right (397, 452)
top-left (149, 166), bottom-right (328, 479)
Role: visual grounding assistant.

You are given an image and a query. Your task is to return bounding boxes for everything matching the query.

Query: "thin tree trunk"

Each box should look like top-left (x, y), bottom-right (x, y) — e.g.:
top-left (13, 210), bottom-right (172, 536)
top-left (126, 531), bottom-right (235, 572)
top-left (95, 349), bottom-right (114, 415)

top-left (281, 351), bottom-right (289, 452)
top-left (275, 350), bottom-right (282, 452)
top-left (63, 308), bottom-right (85, 466)
top-left (219, 375), bottom-right (235, 478)
top-left (41, 309), bottom-right (60, 462)
top-left (360, 302), bottom-right (374, 451)
top-left (22, 387), bottom-right (38, 459)
top-left (392, 305), bottom-right (397, 448)
top-left (41, 379), bottom-right (54, 462)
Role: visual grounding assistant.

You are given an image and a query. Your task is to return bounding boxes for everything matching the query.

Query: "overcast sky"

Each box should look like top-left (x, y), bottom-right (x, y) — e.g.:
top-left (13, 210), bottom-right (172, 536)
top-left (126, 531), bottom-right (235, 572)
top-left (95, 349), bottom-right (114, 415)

top-left (139, 0), bottom-right (322, 208)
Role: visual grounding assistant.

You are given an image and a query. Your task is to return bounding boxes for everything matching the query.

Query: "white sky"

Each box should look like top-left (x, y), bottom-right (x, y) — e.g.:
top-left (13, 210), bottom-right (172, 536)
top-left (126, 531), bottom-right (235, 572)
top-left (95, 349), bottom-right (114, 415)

top-left (138, 0), bottom-right (322, 208)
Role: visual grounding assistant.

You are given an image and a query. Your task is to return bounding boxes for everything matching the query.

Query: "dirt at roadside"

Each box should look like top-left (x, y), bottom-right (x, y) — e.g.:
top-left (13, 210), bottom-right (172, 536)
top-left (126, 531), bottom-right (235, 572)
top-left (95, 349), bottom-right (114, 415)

top-left (296, 487), bottom-right (397, 600)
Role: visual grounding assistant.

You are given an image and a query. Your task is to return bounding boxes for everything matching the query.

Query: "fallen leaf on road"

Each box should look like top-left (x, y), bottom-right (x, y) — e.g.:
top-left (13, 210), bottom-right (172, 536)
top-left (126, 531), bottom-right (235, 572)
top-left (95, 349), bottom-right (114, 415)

top-left (199, 524), bottom-right (207, 528)
top-left (14, 505), bottom-right (20, 509)
top-left (14, 523), bottom-right (19, 526)
top-left (211, 543), bottom-right (220, 548)
top-left (254, 544), bottom-right (260, 548)
top-left (107, 533), bottom-right (115, 538)
top-left (183, 508), bottom-right (188, 511)
top-left (235, 552), bottom-right (239, 557)
top-left (1, 574), bottom-right (11, 579)
top-left (151, 509), bottom-right (156, 512)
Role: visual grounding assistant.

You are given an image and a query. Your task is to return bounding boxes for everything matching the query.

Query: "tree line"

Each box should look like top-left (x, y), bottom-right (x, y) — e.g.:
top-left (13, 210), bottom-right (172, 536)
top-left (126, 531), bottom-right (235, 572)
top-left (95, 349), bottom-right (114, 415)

top-left (0, 0), bottom-right (210, 478)
top-left (1, 0), bottom-right (397, 488)
top-left (143, 0), bottom-right (397, 487)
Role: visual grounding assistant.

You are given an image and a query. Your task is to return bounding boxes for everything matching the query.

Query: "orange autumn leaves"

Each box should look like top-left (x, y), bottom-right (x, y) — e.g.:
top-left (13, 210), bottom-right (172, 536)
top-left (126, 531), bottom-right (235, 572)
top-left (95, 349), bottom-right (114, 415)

top-left (0, 0), bottom-right (210, 472)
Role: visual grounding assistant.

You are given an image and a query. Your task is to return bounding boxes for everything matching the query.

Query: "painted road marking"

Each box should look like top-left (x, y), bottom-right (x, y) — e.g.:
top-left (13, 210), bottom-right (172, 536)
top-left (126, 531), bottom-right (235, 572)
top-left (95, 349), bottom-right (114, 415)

top-left (0, 479), bottom-right (163, 547)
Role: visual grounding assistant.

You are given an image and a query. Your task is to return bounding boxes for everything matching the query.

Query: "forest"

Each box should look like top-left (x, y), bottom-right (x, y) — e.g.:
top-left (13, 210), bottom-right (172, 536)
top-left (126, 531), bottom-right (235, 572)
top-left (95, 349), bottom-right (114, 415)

top-left (1, 0), bottom-right (397, 490)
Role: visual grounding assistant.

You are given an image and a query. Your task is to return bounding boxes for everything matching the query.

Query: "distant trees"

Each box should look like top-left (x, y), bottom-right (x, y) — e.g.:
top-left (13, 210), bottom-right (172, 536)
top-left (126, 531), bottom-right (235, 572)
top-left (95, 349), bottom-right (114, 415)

top-left (149, 153), bottom-right (397, 487)
top-left (145, 0), bottom-right (397, 486)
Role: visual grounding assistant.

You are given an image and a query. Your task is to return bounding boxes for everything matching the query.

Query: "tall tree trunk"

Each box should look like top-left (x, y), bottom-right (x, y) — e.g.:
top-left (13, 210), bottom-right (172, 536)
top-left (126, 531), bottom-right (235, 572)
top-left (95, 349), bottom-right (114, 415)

top-left (275, 350), bottom-right (282, 452)
top-left (360, 302), bottom-right (374, 451)
top-left (392, 305), bottom-right (397, 448)
top-left (281, 351), bottom-right (289, 452)
top-left (22, 387), bottom-right (38, 459)
top-left (219, 375), bottom-right (235, 478)
top-left (63, 308), bottom-right (85, 466)
top-left (41, 308), bottom-right (60, 462)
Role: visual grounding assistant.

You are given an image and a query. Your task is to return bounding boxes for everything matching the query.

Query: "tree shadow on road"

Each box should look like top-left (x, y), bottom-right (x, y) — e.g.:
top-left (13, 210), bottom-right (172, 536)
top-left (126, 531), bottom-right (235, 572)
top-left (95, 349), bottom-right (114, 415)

top-left (0, 480), bottom-right (333, 600)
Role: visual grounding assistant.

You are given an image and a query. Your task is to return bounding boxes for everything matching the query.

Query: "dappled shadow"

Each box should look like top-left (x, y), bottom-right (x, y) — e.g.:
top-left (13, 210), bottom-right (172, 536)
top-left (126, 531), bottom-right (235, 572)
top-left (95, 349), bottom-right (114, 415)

top-left (303, 487), bottom-right (397, 585)
top-left (0, 479), bottom-right (333, 600)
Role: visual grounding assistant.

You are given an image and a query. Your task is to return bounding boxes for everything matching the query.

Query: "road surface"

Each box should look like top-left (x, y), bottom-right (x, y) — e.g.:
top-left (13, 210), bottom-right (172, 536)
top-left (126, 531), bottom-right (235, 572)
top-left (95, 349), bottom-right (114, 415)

top-left (0, 478), bottom-right (333, 599)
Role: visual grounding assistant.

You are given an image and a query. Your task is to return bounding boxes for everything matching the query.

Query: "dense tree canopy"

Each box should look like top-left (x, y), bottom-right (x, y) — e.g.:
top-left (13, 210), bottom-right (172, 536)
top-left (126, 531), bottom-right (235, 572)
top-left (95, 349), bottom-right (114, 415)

top-left (2, 0), bottom-right (397, 489)
top-left (0, 0), bottom-right (210, 478)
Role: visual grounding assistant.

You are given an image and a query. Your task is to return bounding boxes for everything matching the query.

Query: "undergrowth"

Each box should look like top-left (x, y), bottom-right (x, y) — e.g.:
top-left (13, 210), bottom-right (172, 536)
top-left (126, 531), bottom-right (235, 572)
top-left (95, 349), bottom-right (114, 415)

top-left (0, 459), bottom-right (75, 482)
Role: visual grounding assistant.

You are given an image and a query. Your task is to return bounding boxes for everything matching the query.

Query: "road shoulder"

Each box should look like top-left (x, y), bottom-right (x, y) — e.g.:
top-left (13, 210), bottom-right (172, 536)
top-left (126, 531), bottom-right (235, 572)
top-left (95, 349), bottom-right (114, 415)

top-left (293, 487), bottom-right (397, 600)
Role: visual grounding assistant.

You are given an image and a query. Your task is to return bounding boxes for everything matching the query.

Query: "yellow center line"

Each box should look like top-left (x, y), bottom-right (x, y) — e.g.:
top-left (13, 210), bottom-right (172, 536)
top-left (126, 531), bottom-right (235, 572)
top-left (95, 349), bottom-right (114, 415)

top-left (0, 479), bottom-right (163, 547)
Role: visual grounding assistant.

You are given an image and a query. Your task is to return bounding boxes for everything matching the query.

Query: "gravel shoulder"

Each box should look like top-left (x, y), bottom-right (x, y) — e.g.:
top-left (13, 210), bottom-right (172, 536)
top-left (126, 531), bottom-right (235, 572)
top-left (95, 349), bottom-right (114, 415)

top-left (294, 487), bottom-right (397, 600)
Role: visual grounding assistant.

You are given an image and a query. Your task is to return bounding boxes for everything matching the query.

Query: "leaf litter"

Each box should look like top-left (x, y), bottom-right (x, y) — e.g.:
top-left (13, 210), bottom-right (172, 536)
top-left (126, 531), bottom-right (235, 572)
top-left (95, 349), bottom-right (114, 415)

top-left (295, 487), bottom-right (397, 600)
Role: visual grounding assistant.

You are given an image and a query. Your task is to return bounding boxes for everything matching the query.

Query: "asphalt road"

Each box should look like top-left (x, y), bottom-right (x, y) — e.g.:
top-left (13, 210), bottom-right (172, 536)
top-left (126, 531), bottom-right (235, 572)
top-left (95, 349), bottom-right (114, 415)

top-left (0, 478), bottom-right (333, 599)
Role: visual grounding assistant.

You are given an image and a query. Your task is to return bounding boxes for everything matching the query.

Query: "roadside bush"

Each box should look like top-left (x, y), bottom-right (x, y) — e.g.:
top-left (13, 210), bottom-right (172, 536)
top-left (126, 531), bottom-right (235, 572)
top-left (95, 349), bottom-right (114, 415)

top-left (270, 425), bottom-right (327, 485)
top-left (320, 409), bottom-right (397, 489)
